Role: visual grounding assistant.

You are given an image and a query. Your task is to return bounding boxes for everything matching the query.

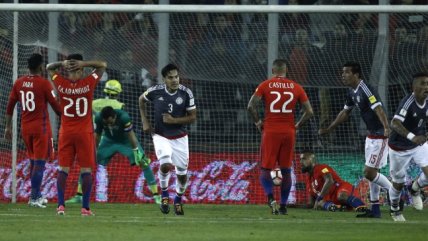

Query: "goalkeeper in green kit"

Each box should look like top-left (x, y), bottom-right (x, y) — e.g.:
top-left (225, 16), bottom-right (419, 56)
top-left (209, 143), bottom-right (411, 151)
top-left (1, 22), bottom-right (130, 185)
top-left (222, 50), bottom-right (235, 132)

top-left (66, 80), bottom-right (161, 204)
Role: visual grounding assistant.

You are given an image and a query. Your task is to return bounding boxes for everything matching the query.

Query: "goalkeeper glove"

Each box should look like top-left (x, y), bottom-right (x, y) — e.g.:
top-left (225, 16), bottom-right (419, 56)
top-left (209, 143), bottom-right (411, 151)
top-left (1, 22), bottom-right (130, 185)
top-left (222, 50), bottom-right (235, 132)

top-left (133, 148), bottom-right (144, 166)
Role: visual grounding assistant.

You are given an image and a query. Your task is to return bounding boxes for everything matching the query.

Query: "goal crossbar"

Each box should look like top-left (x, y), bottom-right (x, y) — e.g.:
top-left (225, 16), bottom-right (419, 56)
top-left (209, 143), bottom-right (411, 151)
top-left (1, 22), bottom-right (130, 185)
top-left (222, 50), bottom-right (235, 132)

top-left (0, 4), bottom-right (428, 13)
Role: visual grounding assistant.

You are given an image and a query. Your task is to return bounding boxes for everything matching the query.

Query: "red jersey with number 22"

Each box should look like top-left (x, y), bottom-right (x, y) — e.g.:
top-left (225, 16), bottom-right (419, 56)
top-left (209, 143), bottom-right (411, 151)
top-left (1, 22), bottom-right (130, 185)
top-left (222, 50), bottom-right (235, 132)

top-left (254, 76), bottom-right (308, 132)
top-left (52, 71), bottom-right (100, 134)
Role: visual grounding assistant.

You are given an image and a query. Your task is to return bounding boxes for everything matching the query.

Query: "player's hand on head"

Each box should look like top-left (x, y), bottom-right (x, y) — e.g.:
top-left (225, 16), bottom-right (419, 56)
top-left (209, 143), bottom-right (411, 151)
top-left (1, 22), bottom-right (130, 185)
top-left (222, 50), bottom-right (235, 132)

top-left (64, 60), bottom-right (81, 71)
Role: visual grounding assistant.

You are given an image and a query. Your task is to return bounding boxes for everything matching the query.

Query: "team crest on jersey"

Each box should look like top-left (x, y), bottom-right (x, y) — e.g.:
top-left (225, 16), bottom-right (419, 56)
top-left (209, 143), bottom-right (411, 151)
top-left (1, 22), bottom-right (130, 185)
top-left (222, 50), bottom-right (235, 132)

top-left (356, 95), bottom-right (360, 103)
top-left (176, 97), bottom-right (184, 105)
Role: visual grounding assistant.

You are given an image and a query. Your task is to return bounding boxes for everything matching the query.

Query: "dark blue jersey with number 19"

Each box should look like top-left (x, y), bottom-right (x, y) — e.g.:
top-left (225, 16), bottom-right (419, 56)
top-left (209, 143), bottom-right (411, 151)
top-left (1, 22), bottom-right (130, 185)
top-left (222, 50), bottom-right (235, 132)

top-left (143, 84), bottom-right (196, 139)
top-left (389, 94), bottom-right (428, 150)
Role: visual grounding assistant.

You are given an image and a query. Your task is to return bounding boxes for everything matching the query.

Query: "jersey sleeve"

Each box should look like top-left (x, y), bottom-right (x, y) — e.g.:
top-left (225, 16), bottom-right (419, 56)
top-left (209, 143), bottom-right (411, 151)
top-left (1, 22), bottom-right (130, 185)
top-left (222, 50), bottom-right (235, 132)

top-left (364, 85), bottom-right (382, 110)
top-left (344, 92), bottom-right (355, 110)
top-left (185, 88), bottom-right (196, 111)
top-left (119, 111), bottom-right (133, 132)
top-left (142, 86), bottom-right (155, 102)
top-left (5, 83), bottom-right (18, 115)
top-left (393, 95), bottom-right (411, 122)
top-left (44, 80), bottom-right (61, 115)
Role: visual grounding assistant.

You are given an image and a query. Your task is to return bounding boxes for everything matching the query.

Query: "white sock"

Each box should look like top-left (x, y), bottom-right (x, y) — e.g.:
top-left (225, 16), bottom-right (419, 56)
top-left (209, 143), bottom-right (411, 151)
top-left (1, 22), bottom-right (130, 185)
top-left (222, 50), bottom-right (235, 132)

top-left (158, 171), bottom-right (171, 189)
top-left (389, 186), bottom-right (401, 211)
top-left (369, 181), bottom-right (380, 202)
top-left (175, 178), bottom-right (188, 195)
top-left (371, 173), bottom-right (392, 190)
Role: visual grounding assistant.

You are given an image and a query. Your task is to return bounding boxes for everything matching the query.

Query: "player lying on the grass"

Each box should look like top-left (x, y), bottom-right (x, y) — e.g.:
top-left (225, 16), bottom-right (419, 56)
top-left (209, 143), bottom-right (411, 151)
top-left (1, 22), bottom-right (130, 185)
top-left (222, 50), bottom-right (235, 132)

top-left (301, 150), bottom-right (367, 212)
top-left (66, 80), bottom-right (160, 204)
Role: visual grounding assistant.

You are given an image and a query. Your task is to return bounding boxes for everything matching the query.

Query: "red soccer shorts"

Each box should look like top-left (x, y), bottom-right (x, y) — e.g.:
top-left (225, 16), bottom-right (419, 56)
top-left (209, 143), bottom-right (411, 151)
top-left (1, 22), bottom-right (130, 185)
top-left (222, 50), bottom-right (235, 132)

top-left (260, 130), bottom-right (295, 169)
top-left (58, 132), bottom-right (96, 168)
top-left (22, 132), bottom-right (54, 161)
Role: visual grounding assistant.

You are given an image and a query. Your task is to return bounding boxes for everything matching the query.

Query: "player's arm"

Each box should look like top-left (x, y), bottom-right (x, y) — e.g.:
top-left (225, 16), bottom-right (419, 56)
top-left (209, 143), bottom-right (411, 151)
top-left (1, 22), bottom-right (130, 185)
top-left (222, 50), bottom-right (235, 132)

top-left (126, 129), bottom-right (139, 150)
top-left (391, 118), bottom-right (426, 145)
top-left (374, 105), bottom-right (390, 137)
top-left (4, 87), bottom-right (18, 140)
top-left (314, 173), bottom-right (334, 209)
top-left (319, 108), bottom-right (352, 135)
top-left (162, 109), bottom-right (197, 125)
top-left (295, 100), bottom-right (314, 129)
top-left (44, 81), bottom-right (62, 116)
top-left (138, 94), bottom-right (152, 133)
top-left (247, 94), bottom-right (263, 132)
top-left (46, 61), bottom-right (64, 78)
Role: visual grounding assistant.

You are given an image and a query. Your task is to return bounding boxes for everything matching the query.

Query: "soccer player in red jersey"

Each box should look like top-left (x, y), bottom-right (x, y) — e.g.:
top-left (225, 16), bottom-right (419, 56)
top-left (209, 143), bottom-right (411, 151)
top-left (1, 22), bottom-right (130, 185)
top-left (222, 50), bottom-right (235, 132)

top-left (301, 150), bottom-right (367, 212)
top-left (46, 54), bottom-right (107, 216)
top-left (5, 53), bottom-right (61, 208)
top-left (247, 59), bottom-right (314, 215)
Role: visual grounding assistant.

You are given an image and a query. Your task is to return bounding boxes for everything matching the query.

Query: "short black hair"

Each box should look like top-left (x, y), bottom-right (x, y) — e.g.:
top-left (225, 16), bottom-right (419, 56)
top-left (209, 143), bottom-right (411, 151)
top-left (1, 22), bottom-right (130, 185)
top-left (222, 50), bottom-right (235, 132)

top-left (301, 149), bottom-right (315, 155)
top-left (66, 53), bottom-right (83, 61)
top-left (27, 53), bottom-right (43, 71)
top-left (100, 106), bottom-right (116, 120)
top-left (412, 72), bottom-right (428, 79)
top-left (161, 63), bottom-right (179, 78)
top-left (343, 62), bottom-right (362, 77)
top-left (272, 59), bottom-right (288, 69)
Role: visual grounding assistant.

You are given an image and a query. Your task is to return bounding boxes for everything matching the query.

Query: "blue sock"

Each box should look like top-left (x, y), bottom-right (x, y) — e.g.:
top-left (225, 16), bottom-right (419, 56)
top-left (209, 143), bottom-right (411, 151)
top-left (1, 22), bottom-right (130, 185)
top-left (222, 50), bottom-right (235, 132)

top-left (57, 170), bottom-right (68, 206)
top-left (161, 188), bottom-right (169, 198)
top-left (174, 193), bottom-right (182, 204)
top-left (81, 172), bottom-right (92, 210)
top-left (280, 168), bottom-right (292, 205)
top-left (259, 169), bottom-right (274, 197)
top-left (31, 160), bottom-right (45, 200)
top-left (371, 200), bottom-right (380, 216)
top-left (29, 160), bottom-right (34, 177)
top-left (346, 196), bottom-right (365, 208)
top-left (323, 201), bottom-right (335, 211)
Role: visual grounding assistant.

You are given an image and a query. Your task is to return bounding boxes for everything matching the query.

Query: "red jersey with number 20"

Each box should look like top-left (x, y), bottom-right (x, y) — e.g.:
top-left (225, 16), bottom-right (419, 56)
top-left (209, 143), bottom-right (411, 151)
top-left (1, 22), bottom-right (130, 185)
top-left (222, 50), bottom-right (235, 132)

top-left (254, 76), bottom-right (308, 132)
top-left (52, 71), bottom-right (100, 134)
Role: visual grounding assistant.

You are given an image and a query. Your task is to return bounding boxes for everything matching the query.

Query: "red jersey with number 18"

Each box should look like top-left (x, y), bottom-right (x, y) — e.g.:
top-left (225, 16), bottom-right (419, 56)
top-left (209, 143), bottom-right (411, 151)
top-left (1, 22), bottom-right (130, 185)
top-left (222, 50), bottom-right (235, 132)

top-left (6, 75), bottom-right (60, 134)
top-left (254, 76), bottom-right (308, 132)
top-left (52, 71), bottom-right (101, 134)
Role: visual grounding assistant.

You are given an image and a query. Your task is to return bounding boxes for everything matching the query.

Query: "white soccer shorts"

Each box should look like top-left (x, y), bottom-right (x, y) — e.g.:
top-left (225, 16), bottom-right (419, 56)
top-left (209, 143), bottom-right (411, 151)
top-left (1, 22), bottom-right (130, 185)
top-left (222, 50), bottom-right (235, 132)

top-left (389, 143), bottom-right (428, 183)
top-left (153, 134), bottom-right (189, 175)
top-left (364, 137), bottom-right (388, 169)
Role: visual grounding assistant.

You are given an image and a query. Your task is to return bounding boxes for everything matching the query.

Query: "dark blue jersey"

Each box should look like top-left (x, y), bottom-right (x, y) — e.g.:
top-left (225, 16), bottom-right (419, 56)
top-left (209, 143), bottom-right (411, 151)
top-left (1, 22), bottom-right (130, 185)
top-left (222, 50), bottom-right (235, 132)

top-left (143, 84), bottom-right (196, 138)
top-left (344, 80), bottom-right (385, 135)
top-left (389, 94), bottom-right (428, 150)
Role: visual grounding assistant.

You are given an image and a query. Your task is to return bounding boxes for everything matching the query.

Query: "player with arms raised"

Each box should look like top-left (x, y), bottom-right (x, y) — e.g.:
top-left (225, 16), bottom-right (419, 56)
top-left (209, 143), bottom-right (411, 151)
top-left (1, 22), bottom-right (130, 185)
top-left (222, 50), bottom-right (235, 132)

top-left (247, 59), bottom-right (313, 215)
top-left (47, 54), bottom-right (107, 216)
top-left (139, 64), bottom-right (196, 215)
top-left (5, 53), bottom-right (61, 208)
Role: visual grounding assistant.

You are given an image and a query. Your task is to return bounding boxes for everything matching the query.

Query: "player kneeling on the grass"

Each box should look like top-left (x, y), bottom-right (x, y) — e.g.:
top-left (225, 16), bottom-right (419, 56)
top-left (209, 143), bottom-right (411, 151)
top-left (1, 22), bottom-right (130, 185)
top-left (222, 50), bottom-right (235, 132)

top-left (139, 64), bottom-right (196, 215)
top-left (301, 150), bottom-right (367, 212)
top-left (388, 72), bottom-right (428, 222)
top-left (93, 106), bottom-right (159, 203)
top-left (66, 80), bottom-right (160, 204)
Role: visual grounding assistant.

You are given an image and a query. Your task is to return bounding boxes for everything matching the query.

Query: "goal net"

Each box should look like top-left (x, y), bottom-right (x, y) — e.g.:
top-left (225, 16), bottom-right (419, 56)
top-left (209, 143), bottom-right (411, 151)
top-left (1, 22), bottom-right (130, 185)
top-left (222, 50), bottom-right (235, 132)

top-left (0, 5), bottom-right (426, 206)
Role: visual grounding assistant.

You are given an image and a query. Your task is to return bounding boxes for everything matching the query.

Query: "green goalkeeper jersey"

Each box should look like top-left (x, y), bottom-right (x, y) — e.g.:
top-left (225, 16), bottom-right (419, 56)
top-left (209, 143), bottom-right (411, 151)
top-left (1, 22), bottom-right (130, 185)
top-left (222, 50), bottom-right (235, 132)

top-left (94, 109), bottom-right (133, 143)
top-left (92, 97), bottom-right (124, 113)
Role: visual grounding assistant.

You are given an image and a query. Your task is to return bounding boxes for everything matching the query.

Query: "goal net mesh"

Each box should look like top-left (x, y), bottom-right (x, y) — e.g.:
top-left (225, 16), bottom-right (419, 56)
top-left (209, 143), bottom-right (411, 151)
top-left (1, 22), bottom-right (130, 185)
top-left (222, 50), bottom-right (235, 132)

top-left (0, 9), bottom-right (426, 205)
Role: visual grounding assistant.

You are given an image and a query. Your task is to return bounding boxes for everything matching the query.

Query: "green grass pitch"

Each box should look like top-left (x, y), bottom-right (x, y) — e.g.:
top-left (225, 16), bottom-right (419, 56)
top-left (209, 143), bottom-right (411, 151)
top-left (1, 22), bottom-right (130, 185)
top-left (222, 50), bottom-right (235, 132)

top-left (0, 203), bottom-right (426, 241)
